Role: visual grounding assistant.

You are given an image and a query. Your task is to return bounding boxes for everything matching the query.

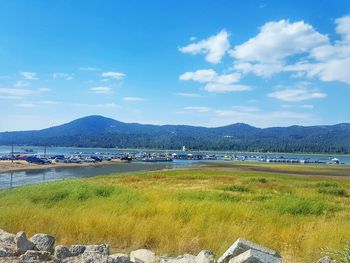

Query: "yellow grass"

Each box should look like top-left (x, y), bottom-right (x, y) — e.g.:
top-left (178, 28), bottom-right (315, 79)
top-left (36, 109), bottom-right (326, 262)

top-left (1, 163), bottom-right (350, 262)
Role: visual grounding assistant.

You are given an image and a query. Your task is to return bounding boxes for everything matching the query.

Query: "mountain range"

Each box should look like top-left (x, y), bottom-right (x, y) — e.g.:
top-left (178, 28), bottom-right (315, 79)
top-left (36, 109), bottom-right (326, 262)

top-left (0, 115), bottom-right (349, 153)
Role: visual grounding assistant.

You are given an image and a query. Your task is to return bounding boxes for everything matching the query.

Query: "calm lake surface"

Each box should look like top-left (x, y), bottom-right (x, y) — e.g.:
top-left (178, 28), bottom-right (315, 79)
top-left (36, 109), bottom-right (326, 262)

top-left (0, 160), bottom-right (203, 189)
top-left (1, 145), bottom-right (349, 190)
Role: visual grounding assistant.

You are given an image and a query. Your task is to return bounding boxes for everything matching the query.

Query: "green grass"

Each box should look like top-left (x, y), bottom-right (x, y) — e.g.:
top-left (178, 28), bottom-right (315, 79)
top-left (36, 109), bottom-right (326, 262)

top-left (1, 163), bottom-right (350, 263)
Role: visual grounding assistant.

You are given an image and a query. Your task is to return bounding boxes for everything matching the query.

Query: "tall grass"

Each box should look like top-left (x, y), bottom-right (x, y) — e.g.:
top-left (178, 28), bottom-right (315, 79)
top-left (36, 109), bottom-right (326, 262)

top-left (0, 165), bottom-right (350, 263)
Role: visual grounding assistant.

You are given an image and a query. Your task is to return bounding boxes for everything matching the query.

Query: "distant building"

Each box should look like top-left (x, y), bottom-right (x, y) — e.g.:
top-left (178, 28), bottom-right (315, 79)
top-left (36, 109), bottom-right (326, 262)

top-left (182, 146), bottom-right (186, 151)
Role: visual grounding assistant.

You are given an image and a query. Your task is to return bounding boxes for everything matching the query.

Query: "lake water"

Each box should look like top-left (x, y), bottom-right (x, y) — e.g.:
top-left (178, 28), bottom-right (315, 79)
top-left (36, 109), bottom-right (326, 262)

top-left (1, 145), bottom-right (350, 190)
top-left (0, 160), bottom-right (203, 189)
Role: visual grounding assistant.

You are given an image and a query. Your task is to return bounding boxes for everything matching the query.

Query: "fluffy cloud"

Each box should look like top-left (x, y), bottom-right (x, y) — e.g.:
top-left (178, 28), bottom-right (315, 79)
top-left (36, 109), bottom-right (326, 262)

top-left (179, 69), bottom-right (248, 93)
top-left (102, 71), bottom-right (125, 79)
top-left (90, 86), bottom-right (113, 94)
top-left (123, 97), bottom-right (145, 101)
top-left (231, 19), bottom-right (328, 63)
top-left (230, 16), bottom-right (350, 84)
top-left (179, 30), bottom-right (230, 64)
top-left (179, 69), bottom-right (217, 82)
top-left (20, 72), bottom-right (38, 80)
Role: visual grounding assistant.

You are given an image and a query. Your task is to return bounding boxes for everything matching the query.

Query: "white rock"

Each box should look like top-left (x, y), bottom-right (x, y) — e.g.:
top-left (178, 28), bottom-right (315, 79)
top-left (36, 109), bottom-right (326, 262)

top-left (85, 244), bottom-right (109, 255)
top-left (130, 249), bottom-right (158, 263)
top-left (229, 249), bottom-right (282, 263)
top-left (0, 229), bottom-right (17, 257)
top-left (18, 250), bottom-right (52, 262)
top-left (217, 238), bottom-right (280, 263)
top-left (316, 256), bottom-right (337, 263)
top-left (60, 251), bottom-right (108, 263)
top-left (15, 231), bottom-right (35, 255)
top-left (108, 253), bottom-right (132, 263)
top-left (196, 250), bottom-right (215, 263)
top-left (160, 254), bottom-right (196, 263)
top-left (30, 233), bottom-right (55, 253)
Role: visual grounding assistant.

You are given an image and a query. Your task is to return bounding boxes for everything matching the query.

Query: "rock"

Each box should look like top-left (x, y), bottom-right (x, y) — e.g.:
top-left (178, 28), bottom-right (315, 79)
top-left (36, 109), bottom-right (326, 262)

top-left (316, 256), bottom-right (337, 263)
top-left (18, 250), bottom-right (52, 262)
top-left (108, 253), bottom-right (132, 263)
top-left (217, 238), bottom-right (280, 263)
top-left (54, 245), bottom-right (72, 259)
top-left (85, 244), bottom-right (109, 255)
top-left (130, 249), bottom-right (158, 263)
top-left (30, 233), bottom-right (55, 253)
top-left (195, 250), bottom-right (215, 263)
top-left (229, 249), bottom-right (282, 263)
top-left (16, 231), bottom-right (35, 255)
top-left (69, 245), bottom-right (86, 257)
top-left (0, 229), bottom-right (17, 257)
top-left (60, 252), bottom-right (108, 263)
top-left (160, 254), bottom-right (196, 263)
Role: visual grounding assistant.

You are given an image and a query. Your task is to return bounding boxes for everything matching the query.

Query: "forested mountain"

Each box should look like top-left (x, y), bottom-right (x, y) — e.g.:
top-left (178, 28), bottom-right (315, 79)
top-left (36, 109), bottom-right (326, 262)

top-left (0, 115), bottom-right (349, 153)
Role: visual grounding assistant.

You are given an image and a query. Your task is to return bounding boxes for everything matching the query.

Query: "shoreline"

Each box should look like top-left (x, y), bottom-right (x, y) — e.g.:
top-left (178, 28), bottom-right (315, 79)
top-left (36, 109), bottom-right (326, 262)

top-left (0, 159), bottom-right (130, 174)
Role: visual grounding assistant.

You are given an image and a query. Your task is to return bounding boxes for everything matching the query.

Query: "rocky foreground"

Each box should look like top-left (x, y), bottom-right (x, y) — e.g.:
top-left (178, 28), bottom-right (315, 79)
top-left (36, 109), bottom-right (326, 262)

top-left (0, 229), bottom-right (335, 263)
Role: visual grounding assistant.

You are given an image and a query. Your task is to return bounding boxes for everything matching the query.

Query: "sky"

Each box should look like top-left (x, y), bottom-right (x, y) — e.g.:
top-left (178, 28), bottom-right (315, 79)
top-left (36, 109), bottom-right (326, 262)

top-left (0, 0), bottom-right (350, 131)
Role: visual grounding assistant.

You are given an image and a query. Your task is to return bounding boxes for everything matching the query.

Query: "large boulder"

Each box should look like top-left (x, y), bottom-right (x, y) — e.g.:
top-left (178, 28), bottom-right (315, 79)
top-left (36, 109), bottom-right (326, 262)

top-left (85, 244), bottom-right (109, 255)
top-left (130, 249), bottom-right (158, 263)
top-left (195, 250), bottom-right (215, 263)
top-left (30, 233), bottom-right (55, 253)
top-left (18, 250), bottom-right (52, 262)
top-left (108, 253), bottom-right (132, 263)
top-left (217, 238), bottom-right (281, 263)
top-left (54, 245), bottom-right (73, 259)
top-left (0, 229), bottom-right (17, 257)
top-left (15, 231), bottom-right (35, 255)
top-left (229, 249), bottom-right (282, 263)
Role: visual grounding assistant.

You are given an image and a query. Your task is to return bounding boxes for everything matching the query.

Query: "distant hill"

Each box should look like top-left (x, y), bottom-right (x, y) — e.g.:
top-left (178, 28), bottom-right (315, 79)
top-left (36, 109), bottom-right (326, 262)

top-left (0, 115), bottom-right (349, 153)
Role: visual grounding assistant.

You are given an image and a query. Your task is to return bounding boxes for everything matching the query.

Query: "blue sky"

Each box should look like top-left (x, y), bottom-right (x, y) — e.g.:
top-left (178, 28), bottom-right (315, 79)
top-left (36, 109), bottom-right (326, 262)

top-left (0, 0), bottom-right (349, 131)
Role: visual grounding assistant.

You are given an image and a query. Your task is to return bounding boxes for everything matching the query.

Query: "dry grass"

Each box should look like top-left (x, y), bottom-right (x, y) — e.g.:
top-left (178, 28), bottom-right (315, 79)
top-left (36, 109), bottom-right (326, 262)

top-left (1, 164), bottom-right (350, 262)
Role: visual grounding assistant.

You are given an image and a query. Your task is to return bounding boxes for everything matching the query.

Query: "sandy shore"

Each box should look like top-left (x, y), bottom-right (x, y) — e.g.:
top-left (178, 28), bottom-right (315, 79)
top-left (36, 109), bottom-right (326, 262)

top-left (0, 159), bottom-right (129, 173)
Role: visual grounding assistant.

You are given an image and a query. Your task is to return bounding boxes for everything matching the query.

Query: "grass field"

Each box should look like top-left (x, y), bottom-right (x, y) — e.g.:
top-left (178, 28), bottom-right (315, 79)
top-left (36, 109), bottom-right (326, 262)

top-left (1, 163), bottom-right (350, 262)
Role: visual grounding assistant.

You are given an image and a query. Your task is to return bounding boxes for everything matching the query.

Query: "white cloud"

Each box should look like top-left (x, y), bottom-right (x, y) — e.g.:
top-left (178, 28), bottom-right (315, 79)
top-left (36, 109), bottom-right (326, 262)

top-left (179, 69), bottom-right (247, 93)
top-left (74, 103), bottom-right (118, 108)
top-left (15, 81), bottom-right (31, 87)
top-left (38, 87), bottom-right (51, 92)
top-left (179, 30), bottom-right (230, 64)
top-left (15, 103), bottom-right (38, 108)
top-left (79, 67), bottom-right (100, 71)
top-left (231, 19), bottom-right (328, 63)
top-left (179, 69), bottom-right (217, 83)
top-left (90, 86), bottom-right (113, 94)
top-left (102, 71), bottom-right (126, 79)
top-left (0, 95), bottom-right (22, 100)
top-left (204, 83), bottom-right (251, 93)
top-left (20, 72), bottom-right (38, 80)
top-left (0, 88), bottom-right (32, 96)
top-left (123, 97), bottom-right (145, 101)
top-left (53, 72), bottom-right (74, 80)
top-left (176, 92), bottom-right (201, 97)
top-left (268, 86), bottom-right (327, 102)
top-left (336, 15), bottom-right (350, 42)
top-left (183, 106), bottom-right (211, 113)
top-left (40, 100), bottom-right (63, 105)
